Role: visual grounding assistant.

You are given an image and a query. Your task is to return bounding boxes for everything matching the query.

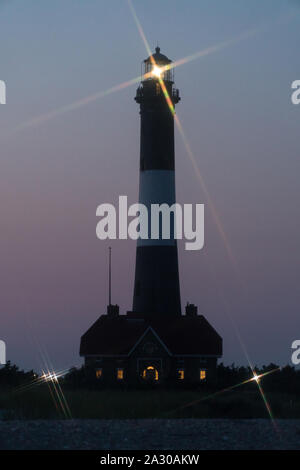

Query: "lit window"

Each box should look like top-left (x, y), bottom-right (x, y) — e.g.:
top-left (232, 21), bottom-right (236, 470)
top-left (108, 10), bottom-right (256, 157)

top-left (178, 369), bottom-right (185, 380)
top-left (200, 369), bottom-right (206, 381)
top-left (95, 368), bottom-right (103, 379)
top-left (117, 368), bottom-right (124, 380)
top-left (142, 366), bottom-right (159, 381)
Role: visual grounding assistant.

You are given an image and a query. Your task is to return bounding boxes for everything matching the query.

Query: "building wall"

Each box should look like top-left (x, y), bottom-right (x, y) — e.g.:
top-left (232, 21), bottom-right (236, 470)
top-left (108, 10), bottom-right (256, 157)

top-left (84, 329), bottom-right (218, 386)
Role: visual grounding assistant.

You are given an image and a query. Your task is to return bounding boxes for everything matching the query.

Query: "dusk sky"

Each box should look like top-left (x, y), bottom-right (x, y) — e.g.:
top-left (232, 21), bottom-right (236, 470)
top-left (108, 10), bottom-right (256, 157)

top-left (0, 0), bottom-right (299, 372)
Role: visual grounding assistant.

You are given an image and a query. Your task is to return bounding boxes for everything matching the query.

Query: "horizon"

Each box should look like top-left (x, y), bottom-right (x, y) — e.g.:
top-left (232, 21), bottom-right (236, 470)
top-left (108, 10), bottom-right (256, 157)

top-left (0, 0), bottom-right (300, 372)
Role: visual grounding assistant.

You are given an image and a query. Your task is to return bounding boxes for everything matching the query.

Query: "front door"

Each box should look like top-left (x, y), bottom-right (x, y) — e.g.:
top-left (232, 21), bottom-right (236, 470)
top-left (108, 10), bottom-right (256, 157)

top-left (142, 365), bottom-right (159, 383)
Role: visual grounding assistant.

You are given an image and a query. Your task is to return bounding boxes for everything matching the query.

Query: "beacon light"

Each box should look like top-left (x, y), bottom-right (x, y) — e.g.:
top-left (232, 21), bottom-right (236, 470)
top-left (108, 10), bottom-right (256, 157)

top-left (152, 65), bottom-right (162, 78)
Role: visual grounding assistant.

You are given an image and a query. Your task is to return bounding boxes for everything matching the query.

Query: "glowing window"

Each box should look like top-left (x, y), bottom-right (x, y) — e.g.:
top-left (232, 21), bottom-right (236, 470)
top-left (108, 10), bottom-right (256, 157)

top-left (95, 368), bottom-right (102, 379)
top-left (142, 366), bottom-right (159, 381)
top-left (178, 369), bottom-right (185, 380)
top-left (200, 369), bottom-right (206, 381)
top-left (117, 368), bottom-right (124, 380)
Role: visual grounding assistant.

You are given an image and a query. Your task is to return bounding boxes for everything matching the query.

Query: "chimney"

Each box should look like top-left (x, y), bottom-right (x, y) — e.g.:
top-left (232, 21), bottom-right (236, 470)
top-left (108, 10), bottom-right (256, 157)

top-left (107, 304), bottom-right (119, 317)
top-left (185, 302), bottom-right (198, 317)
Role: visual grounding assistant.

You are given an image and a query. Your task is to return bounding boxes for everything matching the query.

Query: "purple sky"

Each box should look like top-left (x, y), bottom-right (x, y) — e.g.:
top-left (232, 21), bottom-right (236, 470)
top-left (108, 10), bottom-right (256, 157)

top-left (0, 0), bottom-right (300, 371)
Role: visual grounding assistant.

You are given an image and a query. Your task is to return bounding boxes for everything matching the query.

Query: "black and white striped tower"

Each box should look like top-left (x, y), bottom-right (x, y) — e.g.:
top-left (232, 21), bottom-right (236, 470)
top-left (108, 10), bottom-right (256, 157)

top-left (133, 47), bottom-right (181, 316)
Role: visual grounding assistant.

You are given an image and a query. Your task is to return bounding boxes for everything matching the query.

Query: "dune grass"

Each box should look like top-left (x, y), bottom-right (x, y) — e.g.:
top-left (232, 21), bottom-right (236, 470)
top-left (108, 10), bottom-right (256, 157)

top-left (0, 385), bottom-right (299, 420)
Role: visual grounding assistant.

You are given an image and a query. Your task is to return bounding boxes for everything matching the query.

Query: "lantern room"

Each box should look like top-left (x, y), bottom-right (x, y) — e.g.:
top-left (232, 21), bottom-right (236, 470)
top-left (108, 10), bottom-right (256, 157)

top-left (136, 47), bottom-right (180, 105)
top-left (143, 46), bottom-right (174, 83)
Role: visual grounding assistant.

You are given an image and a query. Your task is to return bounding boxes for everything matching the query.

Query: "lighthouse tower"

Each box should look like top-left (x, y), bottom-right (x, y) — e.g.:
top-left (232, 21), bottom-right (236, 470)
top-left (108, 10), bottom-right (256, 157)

top-left (80, 48), bottom-right (222, 386)
top-left (132, 47), bottom-right (181, 316)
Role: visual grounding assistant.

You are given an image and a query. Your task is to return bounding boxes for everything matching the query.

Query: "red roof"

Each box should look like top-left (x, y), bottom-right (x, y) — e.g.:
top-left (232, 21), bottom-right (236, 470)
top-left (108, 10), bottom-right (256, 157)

top-left (80, 313), bottom-right (222, 357)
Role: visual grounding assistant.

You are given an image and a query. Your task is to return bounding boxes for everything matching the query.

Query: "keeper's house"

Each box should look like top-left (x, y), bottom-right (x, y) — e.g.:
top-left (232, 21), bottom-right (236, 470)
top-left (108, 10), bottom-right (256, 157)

top-left (80, 304), bottom-right (222, 386)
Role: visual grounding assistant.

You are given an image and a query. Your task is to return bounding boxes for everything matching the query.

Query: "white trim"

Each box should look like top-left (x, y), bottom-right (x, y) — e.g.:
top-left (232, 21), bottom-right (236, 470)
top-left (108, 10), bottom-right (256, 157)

top-left (138, 170), bottom-right (176, 247)
top-left (128, 326), bottom-right (172, 356)
top-left (139, 170), bottom-right (175, 206)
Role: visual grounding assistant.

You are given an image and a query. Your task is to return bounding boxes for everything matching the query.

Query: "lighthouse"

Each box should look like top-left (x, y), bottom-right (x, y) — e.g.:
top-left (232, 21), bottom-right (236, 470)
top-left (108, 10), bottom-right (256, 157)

top-left (80, 48), bottom-right (222, 386)
top-left (133, 47), bottom-right (181, 316)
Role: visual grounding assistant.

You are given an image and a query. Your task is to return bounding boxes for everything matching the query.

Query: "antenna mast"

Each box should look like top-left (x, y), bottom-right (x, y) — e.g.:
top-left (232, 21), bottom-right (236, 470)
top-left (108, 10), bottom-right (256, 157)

top-left (108, 246), bottom-right (112, 306)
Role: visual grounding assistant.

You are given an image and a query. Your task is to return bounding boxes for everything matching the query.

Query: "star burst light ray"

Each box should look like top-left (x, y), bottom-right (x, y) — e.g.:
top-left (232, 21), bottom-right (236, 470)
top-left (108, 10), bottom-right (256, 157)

top-left (15, 368), bottom-right (66, 393)
top-left (38, 347), bottom-right (73, 420)
top-left (13, 365), bottom-right (72, 419)
top-left (11, 76), bottom-right (142, 133)
top-left (6, 0), bottom-right (294, 424)
top-left (128, 0), bottom-right (243, 273)
top-left (128, 0), bottom-right (281, 430)
top-left (42, 366), bottom-right (72, 420)
top-left (163, 368), bottom-right (280, 419)
top-left (19, 320), bottom-right (73, 419)
top-left (4, 0), bottom-right (276, 137)
top-left (204, 256), bottom-right (280, 431)
top-left (128, 0), bottom-right (241, 291)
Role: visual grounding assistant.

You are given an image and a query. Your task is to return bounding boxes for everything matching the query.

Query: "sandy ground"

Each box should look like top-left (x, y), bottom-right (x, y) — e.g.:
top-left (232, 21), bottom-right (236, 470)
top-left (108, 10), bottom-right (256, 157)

top-left (0, 419), bottom-right (299, 450)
